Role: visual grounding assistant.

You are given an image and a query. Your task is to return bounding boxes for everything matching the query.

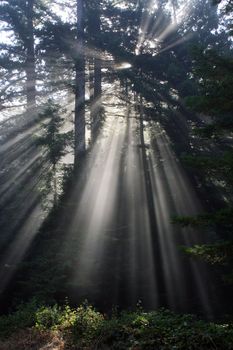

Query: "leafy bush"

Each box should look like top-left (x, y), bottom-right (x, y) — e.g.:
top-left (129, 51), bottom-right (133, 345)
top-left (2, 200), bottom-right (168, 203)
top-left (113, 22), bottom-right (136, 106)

top-left (35, 305), bottom-right (62, 330)
top-left (97, 309), bottom-right (233, 350)
top-left (0, 299), bottom-right (39, 338)
top-left (0, 301), bottom-right (233, 349)
top-left (71, 303), bottom-right (104, 347)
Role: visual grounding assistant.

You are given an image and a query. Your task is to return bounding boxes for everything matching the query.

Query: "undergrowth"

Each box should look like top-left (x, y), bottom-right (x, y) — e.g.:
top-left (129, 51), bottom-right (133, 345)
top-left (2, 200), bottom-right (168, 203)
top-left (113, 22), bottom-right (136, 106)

top-left (0, 300), bottom-right (232, 349)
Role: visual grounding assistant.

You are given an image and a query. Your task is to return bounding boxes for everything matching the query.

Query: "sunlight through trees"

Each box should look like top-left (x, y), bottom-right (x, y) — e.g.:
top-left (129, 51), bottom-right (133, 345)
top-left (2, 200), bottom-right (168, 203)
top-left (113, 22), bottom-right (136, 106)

top-left (0, 1), bottom-right (232, 335)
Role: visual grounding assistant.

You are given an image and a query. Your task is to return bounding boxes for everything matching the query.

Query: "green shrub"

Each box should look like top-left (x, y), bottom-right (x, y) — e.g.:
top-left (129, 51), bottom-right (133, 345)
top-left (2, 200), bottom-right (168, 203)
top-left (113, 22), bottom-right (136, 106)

top-left (0, 299), bottom-right (39, 338)
top-left (0, 301), bottom-right (232, 349)
top-left (71, 303), bottom-right (104, 346)
top-left (35, 304), bottom-right (62, 330)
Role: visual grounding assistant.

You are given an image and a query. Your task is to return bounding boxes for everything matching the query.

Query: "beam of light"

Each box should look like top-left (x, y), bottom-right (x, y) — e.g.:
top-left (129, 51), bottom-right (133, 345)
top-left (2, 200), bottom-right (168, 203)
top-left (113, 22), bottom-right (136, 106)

top-left (150, 125), bottom-right (199, 217)
top-left (64, 39), bottom-right (104, 62)
top-left (7, 71), bottom-right (211, 314)
top-left (136, 0), bottom-right (193, 55)
top-left (114, 62), bottom-right (132, 70)
top-left (136, 3), bottom-right (165, 54)
top-left (0, 200), bottom-right (43, 296)
top-left (0, 96), bottom-right (75, 294)
top-left (155, 21), bottom-right (178, 43)
top-left (64, 91), bottom-right (160, 306)
top-left (0, 147), bottom-right (51, 296)
top-left (147, 13), bottom-right (166, 40)
top-left (125, 110), bottom-right (158, 307)
top-left (148, 121), bottom-right (213, 315)
top-left (0, 123), bottom-right (40, 154)
top-left (154, 33), bottom-right (193, 55)
top-left (0, 152), bottom-right (42, 201)
top-left (136, 0), bottom-right (155, 54)
top-left (69, 114), bottom-right (127, 293)
top-left (0, 151), bottom-right (52, 295)
top-left (58, 80), bottom-right (214, 313)
top-left (147, 151), bottom-right (185, 309)
top-left (176, 1), bottom-right (193, 23)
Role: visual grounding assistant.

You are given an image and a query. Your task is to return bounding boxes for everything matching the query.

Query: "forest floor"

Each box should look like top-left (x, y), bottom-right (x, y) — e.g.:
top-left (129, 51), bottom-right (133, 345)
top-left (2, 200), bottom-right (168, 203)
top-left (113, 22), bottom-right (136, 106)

top-left (0, 303), bottom-right (233, 350)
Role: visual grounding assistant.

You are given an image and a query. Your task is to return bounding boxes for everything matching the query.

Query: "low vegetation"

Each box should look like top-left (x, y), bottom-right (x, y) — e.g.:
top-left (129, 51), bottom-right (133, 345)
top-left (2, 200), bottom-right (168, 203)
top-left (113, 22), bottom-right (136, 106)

top-left (0, 300), bottom-right (232, 349)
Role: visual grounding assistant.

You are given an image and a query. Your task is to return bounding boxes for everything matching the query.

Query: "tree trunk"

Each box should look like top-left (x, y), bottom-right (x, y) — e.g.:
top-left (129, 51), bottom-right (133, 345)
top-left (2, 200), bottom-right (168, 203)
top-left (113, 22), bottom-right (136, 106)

top-left (93, 52), bottom-right (101, 101)
top-left (75, 0), bottom-right (86, 164)
top-left (89, 56), bottom-right (94, 111)
top-left (53, 163), bottom-right (58, 206)
top-left (171, 0), bottom-right (178, 25)
top-left (89, 2), bottom-right (101, 142)
top-left (90, 56), bottom-right (101, 141)
top-left (25, 0), bottom-right (36, 112)
top-left (138, 94), bottom-right (166, 302)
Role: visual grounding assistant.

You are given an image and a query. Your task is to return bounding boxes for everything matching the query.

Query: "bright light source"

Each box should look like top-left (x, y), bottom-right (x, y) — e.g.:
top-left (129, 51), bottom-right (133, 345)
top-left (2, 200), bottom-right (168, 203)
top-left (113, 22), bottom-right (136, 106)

top-left (115, 62), bottom-right (132, 70)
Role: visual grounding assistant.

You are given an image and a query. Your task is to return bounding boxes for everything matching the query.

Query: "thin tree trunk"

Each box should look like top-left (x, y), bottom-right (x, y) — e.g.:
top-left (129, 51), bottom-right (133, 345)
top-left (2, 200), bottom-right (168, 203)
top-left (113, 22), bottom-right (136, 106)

top-left (90, 56), bottom-right (101, 141)
top-left (75, 0), bottom-right (86, 164)
top-left (53, 163), bottom-right (58, 206)
top-left (89, 58), bottom-right (94, 100)
top-left (94, 58), bottom-right (101, 100)
top-left (138, 94), bottom-right (166, 303)
top-left (25, 0), bottom-right (36, 112)
top-left (171, 0), bottom-right (178, 25)
top-left (89, 3), bottom-right (101, 141)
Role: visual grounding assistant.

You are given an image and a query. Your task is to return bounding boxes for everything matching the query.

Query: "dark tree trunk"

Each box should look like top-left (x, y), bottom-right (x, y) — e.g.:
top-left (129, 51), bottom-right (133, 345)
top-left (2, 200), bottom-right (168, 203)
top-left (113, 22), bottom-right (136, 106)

top-left (25, 0), bottom-right (36, 112)
top-left (138, 94), bottom-right (166, 303)
top-left (90, 56), bottom-right (101, 141)
top-left (88, 2), bottom-right (101, 141)
top-left (75, 0), bottom-right (86, 164)
top-left (53, 163), bottom-right (58, 206)
top-left (93, 57), bottom-right (101, 101)
top-left (89, 57), bottom-right (94, 108)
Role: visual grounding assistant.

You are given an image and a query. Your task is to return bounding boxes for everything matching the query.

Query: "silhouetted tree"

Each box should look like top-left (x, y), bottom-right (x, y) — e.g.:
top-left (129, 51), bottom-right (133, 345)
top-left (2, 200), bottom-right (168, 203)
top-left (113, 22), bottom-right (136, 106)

top-left (74, 0), bottom-right (86, 163)
top-left (37, 100), bottom-right (72, 205)
top-left (0, 0), bottom-right (37, 112)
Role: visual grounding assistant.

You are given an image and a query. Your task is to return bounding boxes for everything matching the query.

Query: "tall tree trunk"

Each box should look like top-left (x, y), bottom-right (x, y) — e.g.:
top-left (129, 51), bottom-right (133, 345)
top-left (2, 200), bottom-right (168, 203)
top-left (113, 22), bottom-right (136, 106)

top-left (90, 57), bottom-right (101, 141)
top-left (25, 0), bottom-right (36, 112)
top-left (171, 0), bottom-right (178, 25)
top-left (138, 94), bottom-right (166, 303)
top-left (89, 2), bottom-right (101, 141)
top-left (53, 163), bottom-right (58, 206)
top-left (75, 0), bottom-right (86, 164)
top-left (89, 56), bottom-right (94, 115)
top-left (94, 53), bottom-right (101, 100)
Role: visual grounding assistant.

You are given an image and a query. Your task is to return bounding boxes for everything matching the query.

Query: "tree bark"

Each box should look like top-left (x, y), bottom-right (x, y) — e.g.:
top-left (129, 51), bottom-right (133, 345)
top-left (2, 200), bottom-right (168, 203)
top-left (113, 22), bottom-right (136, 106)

top-left (25, 0), bottom-right (36, 112)
top-left (89, 2), bottom-right (101, 142)
top-left (138, 94), bottom-right (166, 302)
top-left (171, 0), bottom-right (178, 25)
top-left (90, 56), bottom-right (101, 141)
top-left (75, 0), bottom-right (86, 164)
